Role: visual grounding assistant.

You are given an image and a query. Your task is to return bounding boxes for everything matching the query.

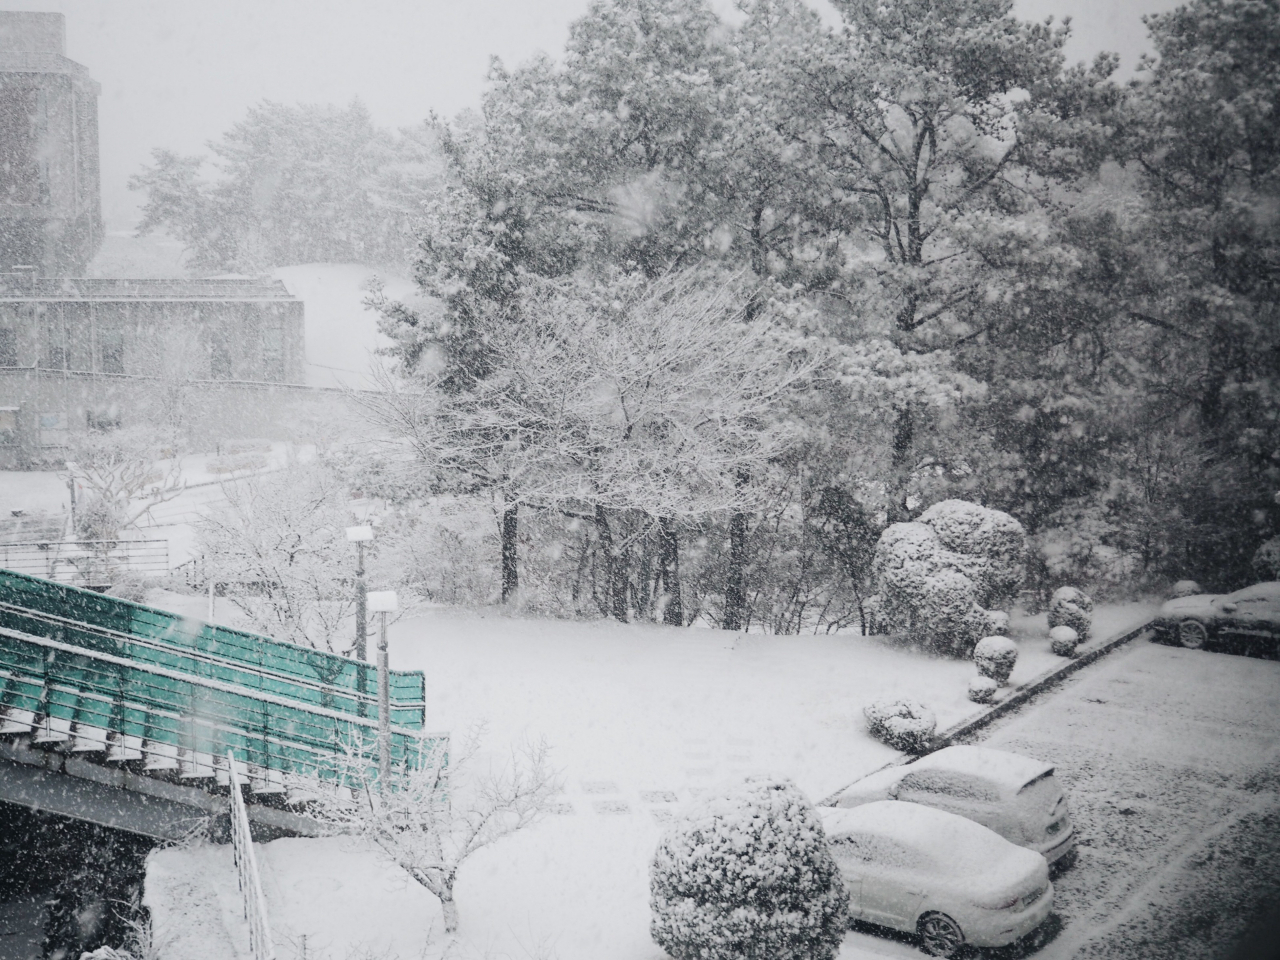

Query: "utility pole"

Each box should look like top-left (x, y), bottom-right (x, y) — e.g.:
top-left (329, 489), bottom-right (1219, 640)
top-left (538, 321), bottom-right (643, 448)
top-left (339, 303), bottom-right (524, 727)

top-left (345, 525), bottom-right (373, 717)
top-left (367, 590), bottom-right (398, 786)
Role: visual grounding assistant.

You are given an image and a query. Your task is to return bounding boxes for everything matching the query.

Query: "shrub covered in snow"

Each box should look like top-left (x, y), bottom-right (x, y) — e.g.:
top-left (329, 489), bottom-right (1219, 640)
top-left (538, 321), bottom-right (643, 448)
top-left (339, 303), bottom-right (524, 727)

top-left (1049, 625), bottom-right (1079, 657)
top-left (649, 777), bottom-right (849, 960)
top-left (1253, 538), bottom-right (1280, 582)
top-left (863, 698), bottom-right (937, 753)
top-left (872, 500), bottom-right (1026, 654)
top-left (973, 635), bottom-right (1018, 685)
top-left (1169, 580), bottom-right (1204, 599)
top-left (968, 675), bottom-right (998, 703)
top-left (1048, 586), bottom-right (1093, 640)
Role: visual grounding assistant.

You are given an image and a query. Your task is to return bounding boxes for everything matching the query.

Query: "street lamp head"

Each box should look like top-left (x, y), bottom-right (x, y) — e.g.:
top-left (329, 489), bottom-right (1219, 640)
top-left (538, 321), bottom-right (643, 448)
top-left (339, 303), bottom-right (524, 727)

top-left (345, 525), bottom-right (374, 543)
top-left (367, 590), bottom-right (398, 613)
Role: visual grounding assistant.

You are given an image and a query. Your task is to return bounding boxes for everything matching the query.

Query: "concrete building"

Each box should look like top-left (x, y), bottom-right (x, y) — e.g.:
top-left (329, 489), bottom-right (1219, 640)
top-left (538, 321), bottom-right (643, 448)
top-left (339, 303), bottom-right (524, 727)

top-left (0, 13), bottom-right (320, 468)
top-left (0, 12), bottom-right (103, 275)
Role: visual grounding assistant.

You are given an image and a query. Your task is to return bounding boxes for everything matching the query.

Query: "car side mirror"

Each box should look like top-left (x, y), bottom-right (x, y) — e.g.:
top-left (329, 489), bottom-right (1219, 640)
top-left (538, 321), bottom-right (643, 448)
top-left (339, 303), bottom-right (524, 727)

top-left (1221, 602), bottom-right (1238, 614)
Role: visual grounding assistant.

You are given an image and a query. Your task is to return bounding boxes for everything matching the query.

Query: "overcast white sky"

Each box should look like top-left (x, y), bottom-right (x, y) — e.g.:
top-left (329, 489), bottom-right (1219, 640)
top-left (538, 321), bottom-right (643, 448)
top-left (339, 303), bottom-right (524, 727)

top-left (1, 0), bottom-right (1181, 230)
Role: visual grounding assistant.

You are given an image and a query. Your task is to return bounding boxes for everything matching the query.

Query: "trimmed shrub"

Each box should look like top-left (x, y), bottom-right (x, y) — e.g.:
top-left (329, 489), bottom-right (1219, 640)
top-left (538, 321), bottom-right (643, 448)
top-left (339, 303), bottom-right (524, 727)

top-left (872, 501), bottom-right (1026, 655)
top-left (968, 675), bottom-right (998, 703)
top-left (1049, 625), bottom-right (1079, 657)
top-left (1253, 538), bottom-right (1280, 582)
top-left (1048, 586), bottom-right (1093, 641)
top-left (1170, 580), bottom-right (1204, 599)
top-left (649, 777), bottom-right (849, 960)
top-left (864, 698), bottom-right (937, 753)
top-left (973, 635), bottom-right (1018, 685)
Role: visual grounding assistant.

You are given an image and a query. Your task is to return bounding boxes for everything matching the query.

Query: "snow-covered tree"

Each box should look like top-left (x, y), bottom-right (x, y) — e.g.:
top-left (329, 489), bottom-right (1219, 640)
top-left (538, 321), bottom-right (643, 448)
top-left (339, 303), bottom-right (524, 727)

top-left (64, 426), bottom-right (184, 542)
top-left (650, 776), bottom-right (848, 960)
top-left (303, 726), bottom-right (559, 935)
top-left (196, 463), bottom-right (403, 653)
top-left (130, 100), bottom-right (443, 273)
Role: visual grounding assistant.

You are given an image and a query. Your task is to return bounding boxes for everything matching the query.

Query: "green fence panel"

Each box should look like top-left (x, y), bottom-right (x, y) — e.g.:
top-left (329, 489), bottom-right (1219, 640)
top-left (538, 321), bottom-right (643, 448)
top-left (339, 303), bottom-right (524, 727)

top-left (0, 570), bottom-right (435, 780)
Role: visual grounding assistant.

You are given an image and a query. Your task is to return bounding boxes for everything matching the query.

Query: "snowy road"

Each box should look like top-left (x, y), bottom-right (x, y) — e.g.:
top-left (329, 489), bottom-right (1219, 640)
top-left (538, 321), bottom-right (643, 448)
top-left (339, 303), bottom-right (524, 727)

top-left (954, 636), bottom-right (1280, 960)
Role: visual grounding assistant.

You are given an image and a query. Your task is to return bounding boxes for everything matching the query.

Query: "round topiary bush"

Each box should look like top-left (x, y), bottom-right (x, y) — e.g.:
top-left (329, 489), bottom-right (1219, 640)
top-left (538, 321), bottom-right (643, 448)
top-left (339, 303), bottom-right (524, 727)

top-left (864, 698), bottom-right (937, 753)
top-left (649, 777), bottom-right (849, 960)
top-left (1049, 625), bottom-right (1079, 658)
top-left (968, 675), bottom-right (998, 703)
top-left (871, 501), bottom-right (1026, 656)
top-left (973, 635), bottom-right (1018, 685)
top-left (1048, 586), bottom-right (1093, 641)
top-left (1253, 537), bottom-right (1280, 582)
top-left (1170, 580), bottom-right (1204, 599)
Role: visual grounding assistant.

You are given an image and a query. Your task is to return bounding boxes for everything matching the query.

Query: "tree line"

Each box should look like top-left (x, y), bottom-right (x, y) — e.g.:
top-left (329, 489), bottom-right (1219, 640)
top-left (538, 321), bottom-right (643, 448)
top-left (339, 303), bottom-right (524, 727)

top-left (137, 0), bottom-right (1280, 633)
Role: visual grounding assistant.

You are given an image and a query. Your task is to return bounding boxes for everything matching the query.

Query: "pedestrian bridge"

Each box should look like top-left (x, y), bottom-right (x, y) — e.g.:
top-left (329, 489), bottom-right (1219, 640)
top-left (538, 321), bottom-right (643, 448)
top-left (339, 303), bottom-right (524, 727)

top-left (0, 569), bottom-right (434, 840)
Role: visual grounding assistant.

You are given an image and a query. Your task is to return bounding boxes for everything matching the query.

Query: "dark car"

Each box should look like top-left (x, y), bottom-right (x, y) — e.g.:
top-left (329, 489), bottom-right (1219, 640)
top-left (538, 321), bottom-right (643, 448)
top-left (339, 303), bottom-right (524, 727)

top-left (1154, 581), bottom-right (1280, 655)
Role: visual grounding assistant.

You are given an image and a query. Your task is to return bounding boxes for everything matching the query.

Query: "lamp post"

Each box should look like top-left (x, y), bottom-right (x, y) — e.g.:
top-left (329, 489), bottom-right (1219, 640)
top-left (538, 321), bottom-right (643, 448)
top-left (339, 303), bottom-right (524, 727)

top-left (345, 525), bottom-right (373, 717)
top-left (366, 590), bottom-right (398, 786)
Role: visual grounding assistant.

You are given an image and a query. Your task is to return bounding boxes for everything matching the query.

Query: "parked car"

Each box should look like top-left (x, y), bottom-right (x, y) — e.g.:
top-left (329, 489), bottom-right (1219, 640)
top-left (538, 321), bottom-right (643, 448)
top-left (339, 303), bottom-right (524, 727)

top-left (1154, 581), bottom-right (1280, 654)
top-left (821, 801), bottom-right (1053, 957)
top-left (834, 745), bottom-right (1076, 865)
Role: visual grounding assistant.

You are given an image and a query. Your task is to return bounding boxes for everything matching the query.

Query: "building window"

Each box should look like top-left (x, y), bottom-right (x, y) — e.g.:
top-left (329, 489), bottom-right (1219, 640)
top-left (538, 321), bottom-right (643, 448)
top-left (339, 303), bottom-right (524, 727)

top-left (263, 322), bottom-right (284, 381)
top-left (99, 330), bottom-right (125, 374)
top-left (0, 327), bottom-right (17, 366)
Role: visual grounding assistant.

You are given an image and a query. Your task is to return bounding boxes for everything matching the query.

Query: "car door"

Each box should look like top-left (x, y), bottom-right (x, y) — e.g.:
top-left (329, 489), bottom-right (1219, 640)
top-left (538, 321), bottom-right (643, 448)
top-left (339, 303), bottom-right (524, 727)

top-left (856, 835), bottom-right (928, 932)
top-left (826, 837), bottom-right (865, 920)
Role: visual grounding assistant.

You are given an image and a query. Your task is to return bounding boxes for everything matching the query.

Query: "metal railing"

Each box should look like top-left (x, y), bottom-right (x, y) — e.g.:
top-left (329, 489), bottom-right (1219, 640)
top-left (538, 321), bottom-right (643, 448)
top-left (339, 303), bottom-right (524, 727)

top-left (228, 749), bottom-right (276, 960)
top-left (0, 539), bottom-right (169, 585)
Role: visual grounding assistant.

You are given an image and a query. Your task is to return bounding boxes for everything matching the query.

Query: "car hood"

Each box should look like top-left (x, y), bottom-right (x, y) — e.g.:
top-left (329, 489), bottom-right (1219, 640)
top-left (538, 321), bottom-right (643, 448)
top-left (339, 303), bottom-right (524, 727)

top-left (1159, 594), bottom-right (1221, 617)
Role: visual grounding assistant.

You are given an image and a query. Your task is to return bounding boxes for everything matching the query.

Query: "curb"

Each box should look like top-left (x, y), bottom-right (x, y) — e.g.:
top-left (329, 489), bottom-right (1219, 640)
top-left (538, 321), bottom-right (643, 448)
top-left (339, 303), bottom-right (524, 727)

top-left (819, 619), bottom-right (1154, 806)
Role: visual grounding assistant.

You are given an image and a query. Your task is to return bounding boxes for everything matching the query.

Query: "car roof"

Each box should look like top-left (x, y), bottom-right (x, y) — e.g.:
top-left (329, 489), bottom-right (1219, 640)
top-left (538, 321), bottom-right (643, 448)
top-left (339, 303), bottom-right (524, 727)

top-left (907, 745), bottom-right (1053, 791)
top-left (1228, 581), bottom-right (1280, 602)
top-left (820, 801), bottom-right (1013, 867)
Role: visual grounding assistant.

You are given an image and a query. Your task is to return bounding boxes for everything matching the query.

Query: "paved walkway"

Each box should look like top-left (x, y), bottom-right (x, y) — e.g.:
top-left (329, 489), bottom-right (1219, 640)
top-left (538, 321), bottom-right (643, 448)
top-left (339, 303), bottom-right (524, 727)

top-left (839, 636), bottom-right (1280, 959)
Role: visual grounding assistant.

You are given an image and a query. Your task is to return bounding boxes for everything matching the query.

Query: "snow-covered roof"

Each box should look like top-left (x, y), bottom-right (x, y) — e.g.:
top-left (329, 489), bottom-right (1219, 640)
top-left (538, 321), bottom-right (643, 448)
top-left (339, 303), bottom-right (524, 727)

top-left (910, 745), bottom-right (1053, 791)
top-left (820, 800), bottom-right (1010, 867)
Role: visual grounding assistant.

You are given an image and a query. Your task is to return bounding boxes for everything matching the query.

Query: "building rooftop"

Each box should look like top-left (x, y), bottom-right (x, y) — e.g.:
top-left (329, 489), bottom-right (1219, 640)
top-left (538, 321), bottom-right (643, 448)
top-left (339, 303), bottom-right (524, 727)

top-left (0, 276), bottom-right (299, 301)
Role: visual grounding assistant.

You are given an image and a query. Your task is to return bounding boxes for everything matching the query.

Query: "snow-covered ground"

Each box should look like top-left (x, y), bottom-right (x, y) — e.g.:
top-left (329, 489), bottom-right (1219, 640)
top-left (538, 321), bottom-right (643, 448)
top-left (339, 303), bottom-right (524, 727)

top-left (143, 594), bottom-right (1158, 960)
top-left (273, 263), bottom-right (415, 391)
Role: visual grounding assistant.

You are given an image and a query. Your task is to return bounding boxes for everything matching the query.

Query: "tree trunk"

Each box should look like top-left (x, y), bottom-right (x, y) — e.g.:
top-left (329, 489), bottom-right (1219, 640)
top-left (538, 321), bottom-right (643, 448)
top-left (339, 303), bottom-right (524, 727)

top-left (500, 498), bottom-right (518, 603)
top-left (440, 888), bottom-right (459, 933)
top-left (659, 516), bottom-right (683, 626)
top-left (594, 504), bottom-right (628, 623)
top-left (891, 405), bottom-right (914, 467)
top-left (723, 473), bottom-right (749, 631)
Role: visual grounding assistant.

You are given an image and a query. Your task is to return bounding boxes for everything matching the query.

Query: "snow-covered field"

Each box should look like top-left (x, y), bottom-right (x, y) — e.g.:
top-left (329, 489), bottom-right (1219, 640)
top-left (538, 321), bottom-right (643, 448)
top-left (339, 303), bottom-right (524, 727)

top-left (144, 593), bottom-right (1158, 960)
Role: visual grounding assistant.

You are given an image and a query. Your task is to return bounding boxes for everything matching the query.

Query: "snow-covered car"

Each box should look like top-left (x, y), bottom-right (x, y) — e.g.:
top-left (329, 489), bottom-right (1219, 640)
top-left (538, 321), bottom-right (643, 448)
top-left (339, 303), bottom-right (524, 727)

top-left (821, 801), bottom-right (1053, 957)
top-left (834, 745), bottom-right (1076, 865)
top-left (1153, 581), bottom-right (1280, 654)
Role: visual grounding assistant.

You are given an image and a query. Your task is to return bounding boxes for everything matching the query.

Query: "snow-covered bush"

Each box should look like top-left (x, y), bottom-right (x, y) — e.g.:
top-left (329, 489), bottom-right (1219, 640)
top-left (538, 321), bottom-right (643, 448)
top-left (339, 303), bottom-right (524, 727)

top-left (973, 635), bottom-right (1018, 685)
top-left (968, 675), bottom-right (998, 703)
top-left (1049, 625), bottom-right (1079, 657)
top-left (1253, 538), bottom-right (1280, 582)
top-left (1169, 579), bottom-right (1204, 599)
top-left (863, 698), bottom-right (937, 753)
top-left (872, 500), bottom-right (1026, 655)
top-left (987, 609), bottom-right (1011, 636)
top-left (1048, 586), bottom-right (1093, 640)
top-left (649, 777), bottom-right (848, 960)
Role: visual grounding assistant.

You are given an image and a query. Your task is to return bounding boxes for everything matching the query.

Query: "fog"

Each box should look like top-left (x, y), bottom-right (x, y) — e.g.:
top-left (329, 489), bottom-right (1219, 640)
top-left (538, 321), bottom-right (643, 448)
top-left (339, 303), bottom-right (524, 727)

top-left (1, 0), bottom-right (1179, 231)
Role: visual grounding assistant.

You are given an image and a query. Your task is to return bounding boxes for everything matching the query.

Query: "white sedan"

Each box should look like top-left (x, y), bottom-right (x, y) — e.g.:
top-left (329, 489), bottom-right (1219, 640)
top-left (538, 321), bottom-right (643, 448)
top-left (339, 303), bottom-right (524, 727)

top-left (821, 801), bottom-right (1054, 957)
top-left (834, 744), bottom-right (1076, 865)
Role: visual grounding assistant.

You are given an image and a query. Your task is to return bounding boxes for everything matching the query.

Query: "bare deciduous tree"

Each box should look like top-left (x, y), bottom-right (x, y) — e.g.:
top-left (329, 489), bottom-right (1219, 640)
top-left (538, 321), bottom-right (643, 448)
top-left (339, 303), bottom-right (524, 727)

top-left (302, 725), bottom-right (559, 935)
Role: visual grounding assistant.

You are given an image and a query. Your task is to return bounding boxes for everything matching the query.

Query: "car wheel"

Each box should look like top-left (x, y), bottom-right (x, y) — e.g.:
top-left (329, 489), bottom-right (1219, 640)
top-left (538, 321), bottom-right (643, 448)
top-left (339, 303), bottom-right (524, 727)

top-left (918, 912), bottom-right (965, 958)
top-left (1179, 619), bottom-right (1209, 649)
